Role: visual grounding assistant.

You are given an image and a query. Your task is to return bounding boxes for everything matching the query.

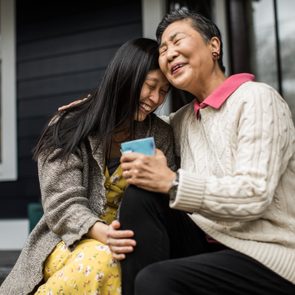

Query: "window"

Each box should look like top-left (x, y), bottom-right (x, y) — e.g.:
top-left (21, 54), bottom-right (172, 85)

top-left (251, 0), bottom-right (295, 122)
top-left (0, 0), bottom-right (17, 181)
top-left (142, 0), bottom-right (171, 116)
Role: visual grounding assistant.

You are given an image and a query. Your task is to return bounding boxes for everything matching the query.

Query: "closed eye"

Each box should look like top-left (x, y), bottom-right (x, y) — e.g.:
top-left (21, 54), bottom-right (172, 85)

top-left (159, 46), bottom-right (167, 55)
top-left (174, 38), bottom-right (181, 44)
top-left (146, 83), bottom-right (156, 90)
top-left (172, 33), bottom-right (185, 45)
top-left (160, 88), bottom-right (170, 96)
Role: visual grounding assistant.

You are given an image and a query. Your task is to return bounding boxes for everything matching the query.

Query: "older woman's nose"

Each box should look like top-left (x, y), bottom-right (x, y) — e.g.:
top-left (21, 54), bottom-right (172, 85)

top-left (166, 46), bottom-right (178, 62)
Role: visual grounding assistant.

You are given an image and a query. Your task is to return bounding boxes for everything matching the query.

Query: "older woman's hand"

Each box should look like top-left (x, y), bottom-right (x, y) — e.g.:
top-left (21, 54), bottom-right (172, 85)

top-left (58, 94), bottom-right (90, 111)
top-left (120, 149), bottom-right (176, 193)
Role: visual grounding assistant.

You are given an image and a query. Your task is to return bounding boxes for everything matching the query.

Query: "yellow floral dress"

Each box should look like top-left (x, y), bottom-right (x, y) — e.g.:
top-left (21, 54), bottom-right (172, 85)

top-left (35, 164), bottom-right (128, 295)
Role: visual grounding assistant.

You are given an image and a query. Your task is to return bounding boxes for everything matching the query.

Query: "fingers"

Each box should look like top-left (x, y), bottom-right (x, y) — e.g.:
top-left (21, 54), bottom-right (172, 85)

top-left (107, 237), bottom-right (136, 260)
top-left (58, 96), bottom-right (89, 111)
top-left (58, 101), bottom-right (81, 111)
top-left (121, 149), bottom-right (163, 161)
top-left (112, 253), bottom-right (126, 260)
top-left (121, 154), bottom-right (148, 178)
top-left (108, 227), bottom-right (134, 239)
top-left (120, 152), bottom-right (146, 164)
top-left (107, 238), bottom-right (136, 250)
top-left (106, 222), bottom-right (136, 260)
top-left (122, 168), bottom-right (140, 180)
top-left (110, 220), bottom-right (121, 230)
top-left (110, 246), bottom-right (134, 261)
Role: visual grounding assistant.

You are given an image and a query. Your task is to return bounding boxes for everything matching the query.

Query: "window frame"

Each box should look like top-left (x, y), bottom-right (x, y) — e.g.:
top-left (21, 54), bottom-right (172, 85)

top-left (0, 0), bottom-right (17, 181)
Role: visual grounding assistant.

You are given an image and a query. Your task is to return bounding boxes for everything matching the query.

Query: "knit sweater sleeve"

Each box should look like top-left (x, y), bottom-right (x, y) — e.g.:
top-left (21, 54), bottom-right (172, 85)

top-left (38, 144), bottom-right (101, 247)
top-left (170, 84), bottom-right (295, 221)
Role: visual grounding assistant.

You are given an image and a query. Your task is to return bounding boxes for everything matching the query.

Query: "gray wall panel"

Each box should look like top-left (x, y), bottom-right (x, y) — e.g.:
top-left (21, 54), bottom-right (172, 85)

top-left (0, 0), bottom-right (142, 218)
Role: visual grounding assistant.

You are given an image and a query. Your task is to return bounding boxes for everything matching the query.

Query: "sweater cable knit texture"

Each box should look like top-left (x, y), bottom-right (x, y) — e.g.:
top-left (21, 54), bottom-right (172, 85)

top-left (170, 81), bottom-right (295, 284)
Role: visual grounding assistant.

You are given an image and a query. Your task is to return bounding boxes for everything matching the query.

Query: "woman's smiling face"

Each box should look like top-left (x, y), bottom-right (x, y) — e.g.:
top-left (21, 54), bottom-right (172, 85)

top-left (136, 69), bottom-right (170, 121)
top-left (158, 19), bottom-right (217, 96)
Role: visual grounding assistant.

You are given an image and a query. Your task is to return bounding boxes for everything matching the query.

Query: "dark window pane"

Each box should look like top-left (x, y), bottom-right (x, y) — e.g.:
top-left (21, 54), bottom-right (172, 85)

top-left (251, 0), bottom-right (278, 89)
top-left (278, 0), bottom-right (295, 121)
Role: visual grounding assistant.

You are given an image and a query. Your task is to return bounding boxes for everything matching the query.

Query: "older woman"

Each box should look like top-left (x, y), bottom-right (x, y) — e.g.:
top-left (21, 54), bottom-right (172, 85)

top-left (120, 9), bottom-right (295, 295)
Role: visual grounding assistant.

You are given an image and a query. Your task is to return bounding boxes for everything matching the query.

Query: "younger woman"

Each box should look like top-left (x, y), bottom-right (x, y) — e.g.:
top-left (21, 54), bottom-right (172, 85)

top-left (0, 38), bottom-right (176, 295)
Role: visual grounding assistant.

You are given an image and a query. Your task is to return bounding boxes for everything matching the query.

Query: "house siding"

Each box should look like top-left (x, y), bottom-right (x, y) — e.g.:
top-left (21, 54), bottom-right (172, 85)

top-left (0, 0), bottom-right (142, 218)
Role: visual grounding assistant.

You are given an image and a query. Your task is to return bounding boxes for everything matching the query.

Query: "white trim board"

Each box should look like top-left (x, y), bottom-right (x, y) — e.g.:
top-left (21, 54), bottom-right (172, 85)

top-left (0, 0), bottom-right (17, 181)
top-left (0, 219), bottom-right (28, 250)
top-left (212, 0), bottom-right (230, 75)
top-left (142, 0), bottom-right (166, 39)
top-left (141, 0), bottom-right (171, 116)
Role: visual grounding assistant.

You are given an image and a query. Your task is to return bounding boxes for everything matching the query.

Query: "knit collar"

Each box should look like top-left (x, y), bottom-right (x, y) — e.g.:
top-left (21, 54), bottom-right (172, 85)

top-left (194, 73), bottom-right (255, 118)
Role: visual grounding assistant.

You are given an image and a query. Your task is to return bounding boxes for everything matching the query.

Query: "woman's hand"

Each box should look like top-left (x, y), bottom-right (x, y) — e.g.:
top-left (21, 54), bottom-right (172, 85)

top-left (121, 149), bottom-right (176, 193)
top-left (58, 95), bottom-right (90, 111)
top-left (87, 220), bottom-right (136, 260)
top-left (106, 220), bottom-right (136, 260)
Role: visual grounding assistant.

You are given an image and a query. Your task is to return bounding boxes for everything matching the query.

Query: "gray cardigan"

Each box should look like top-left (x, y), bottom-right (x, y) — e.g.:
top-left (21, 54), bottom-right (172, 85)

top-left (0, 114), bottom-right (176, 295)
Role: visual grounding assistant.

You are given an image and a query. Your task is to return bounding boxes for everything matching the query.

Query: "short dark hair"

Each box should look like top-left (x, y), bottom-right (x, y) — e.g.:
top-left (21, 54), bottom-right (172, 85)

top-left (156, 8), bottom-right (226, 73)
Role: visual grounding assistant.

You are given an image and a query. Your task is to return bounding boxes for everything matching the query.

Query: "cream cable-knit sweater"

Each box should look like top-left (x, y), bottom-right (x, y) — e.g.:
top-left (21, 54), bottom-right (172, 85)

top-left (169, 81), bottom-right (295, 284)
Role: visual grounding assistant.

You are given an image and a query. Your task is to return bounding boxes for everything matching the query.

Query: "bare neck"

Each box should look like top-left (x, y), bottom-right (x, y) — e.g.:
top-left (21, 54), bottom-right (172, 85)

top-left (194, 71), bottom-right (226, 103)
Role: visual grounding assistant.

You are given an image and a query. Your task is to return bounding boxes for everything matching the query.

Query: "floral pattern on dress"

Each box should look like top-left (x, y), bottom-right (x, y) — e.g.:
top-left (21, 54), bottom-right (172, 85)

top-left (35, 164), bottom-right (126, 294)
top-left (35, 239), bottom-right (121, 295)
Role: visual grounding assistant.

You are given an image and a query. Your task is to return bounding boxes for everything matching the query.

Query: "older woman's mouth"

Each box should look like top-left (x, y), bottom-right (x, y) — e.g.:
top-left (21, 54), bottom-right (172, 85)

top-left (171, 63), bottom-right (185, 75)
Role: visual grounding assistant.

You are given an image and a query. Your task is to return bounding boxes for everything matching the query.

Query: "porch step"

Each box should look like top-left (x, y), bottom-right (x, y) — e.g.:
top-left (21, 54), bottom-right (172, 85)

top-left (0, 250), bottom-right (20, 285)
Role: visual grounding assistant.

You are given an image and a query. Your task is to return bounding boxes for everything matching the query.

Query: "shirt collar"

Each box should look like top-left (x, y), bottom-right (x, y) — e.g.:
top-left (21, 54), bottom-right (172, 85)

top-left (194, 73), bottom-right (255, 118)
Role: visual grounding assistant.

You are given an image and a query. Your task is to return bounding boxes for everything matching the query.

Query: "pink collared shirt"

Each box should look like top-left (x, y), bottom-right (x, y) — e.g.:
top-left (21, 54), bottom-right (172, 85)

top-left (194, 73), bottom-right (255, 118)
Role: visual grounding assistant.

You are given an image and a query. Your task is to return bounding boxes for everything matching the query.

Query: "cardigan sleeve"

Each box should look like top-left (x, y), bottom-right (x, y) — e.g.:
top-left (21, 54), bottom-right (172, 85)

top-left (153, 116), bottom-right (177, 171)
top-left (38, 145), bottom-right (102, 247)
top-left (170, 84), bottom-right (295, 221)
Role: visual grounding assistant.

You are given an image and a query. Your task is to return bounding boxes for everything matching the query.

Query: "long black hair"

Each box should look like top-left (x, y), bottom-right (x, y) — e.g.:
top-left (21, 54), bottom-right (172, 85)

top-left (34, 38), bottom-right (160, 160)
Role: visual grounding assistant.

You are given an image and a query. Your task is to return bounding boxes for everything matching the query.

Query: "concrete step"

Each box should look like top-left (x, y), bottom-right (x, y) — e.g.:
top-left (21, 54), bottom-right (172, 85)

top-left (0, 250), bottom-right (20, 286)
